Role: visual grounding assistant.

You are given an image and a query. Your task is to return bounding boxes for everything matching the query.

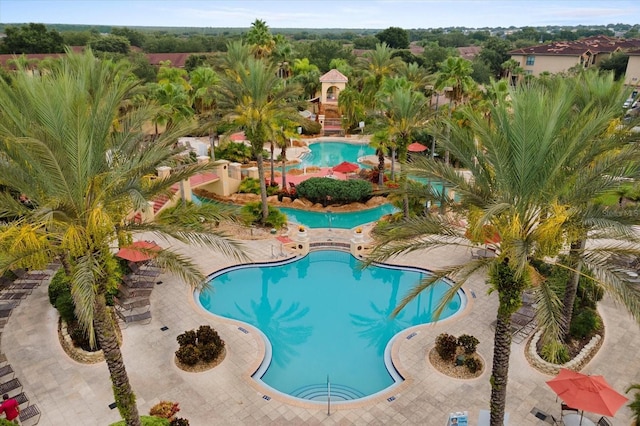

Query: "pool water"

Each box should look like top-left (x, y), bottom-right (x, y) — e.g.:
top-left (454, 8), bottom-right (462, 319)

top-left (279, 204), bottom-right (398, 229)
top-left (198, 250), bottom-right (465, 402)
top-left (298, 142), bottom-right (374, 168)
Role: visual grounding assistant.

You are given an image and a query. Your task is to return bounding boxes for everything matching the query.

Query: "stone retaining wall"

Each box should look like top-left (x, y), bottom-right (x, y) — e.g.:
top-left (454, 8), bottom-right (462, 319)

top-left (527, 329), bottom-right (602, 375)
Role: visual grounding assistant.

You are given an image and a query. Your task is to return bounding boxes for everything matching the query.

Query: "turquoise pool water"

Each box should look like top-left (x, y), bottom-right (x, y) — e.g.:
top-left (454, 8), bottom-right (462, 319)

top-left (279, 204), bottom-right (398, 229)
top-left (198, 250), bottom-right (465, 402)
top-left (298, 141), bottom-right (374, 168)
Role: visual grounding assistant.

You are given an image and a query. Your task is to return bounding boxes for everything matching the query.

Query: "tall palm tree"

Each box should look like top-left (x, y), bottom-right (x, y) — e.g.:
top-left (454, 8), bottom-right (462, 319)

top-left (434, 56), bottom-right (476, 105)
top-left (0, 49), bottom-right (246, 426)
top-left (216, 57), bottom-right (302, 222)
top-left (244, 19), bottom-right (275, 59)
top-left (367, 79), bottom-right (640, 426)
top-left (375, 87), bottom-right (429, 218)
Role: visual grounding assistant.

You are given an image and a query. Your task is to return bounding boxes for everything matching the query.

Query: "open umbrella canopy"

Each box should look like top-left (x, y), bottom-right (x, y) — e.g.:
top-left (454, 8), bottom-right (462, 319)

top-left (407, 142), bottom-right (428, 152)
top-left (546, 368), bottom-right (628, 417)
top-left (116, 241), bottom-right (161, 263)
top-left (332, 161), bottom-right (359, 173)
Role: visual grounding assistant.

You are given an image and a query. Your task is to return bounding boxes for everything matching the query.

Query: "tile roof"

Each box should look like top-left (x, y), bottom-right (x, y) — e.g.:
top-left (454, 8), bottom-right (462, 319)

top-left (509, 36), bottom-right (640, 56)
top-left (319, 69), bottom-right (348, 83)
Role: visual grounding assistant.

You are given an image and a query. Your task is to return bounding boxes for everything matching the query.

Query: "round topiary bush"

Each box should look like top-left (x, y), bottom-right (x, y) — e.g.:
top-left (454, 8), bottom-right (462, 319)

top-left (199, 343), bottom-right (223, 362)
top-left (175, 344), bottom-right (200, 366)
top-left (197, 325), bottom-right (222, 346)
top-left (465, 356), bottom-right (482, 373)
top-left (435, 333), bottom-right (458, 361)
top-left (176, 330), bottom-right (197, 347)
top-left (458, 334), bottom-right (479, 354)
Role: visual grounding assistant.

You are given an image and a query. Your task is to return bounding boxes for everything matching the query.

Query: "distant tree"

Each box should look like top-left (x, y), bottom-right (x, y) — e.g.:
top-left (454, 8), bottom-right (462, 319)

top-left (392, 50), bottom-right (425, 67)
top-left (307, 39), bottom-right (353, 72)
top-left (185, 54), bottom-right (209, 72)
top-left (624, 25), bottom-right (640, 38)
top-left (329, 58), bottom-right (353, 78)
top-left (598, 52), bottom-right (629, 80)
top-left (88, 34), bottom-right (130, 54)
top-left (478, 36), bottom-right (513, 79)
top-left (353, 35), bottom-right (379, 50)
top-left (421, 41), bottom-right (457, 74)
top-left (470, 58), bottom-right (492, 84)
top-left (127, 52), bottom-right (157, 83)
top-left (61, 30), bottom-right (93, 46)
top-left (1, 23), bottom-right (64, 54)
top-left (437, 31), bottom-right (472, 48)
top-left (376, 27), bottom-right (410, 49)
top-left (111, 27), bottom-right (147, 47)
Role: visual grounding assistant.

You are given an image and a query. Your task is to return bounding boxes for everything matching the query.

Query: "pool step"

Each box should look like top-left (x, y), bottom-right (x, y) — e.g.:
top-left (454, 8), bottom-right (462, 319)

top-left (291, 383), bottom-right (366, 401)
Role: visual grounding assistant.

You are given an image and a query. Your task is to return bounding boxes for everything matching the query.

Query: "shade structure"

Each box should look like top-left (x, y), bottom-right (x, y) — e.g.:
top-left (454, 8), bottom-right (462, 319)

top-left (546, 368), bottom-right (628, 417)
top-left (407, 142), bottom-right (428, 152)
top-left (116, 241), bottom-right (161, 262)
top-left (332, 161), bottom-right (359, 174)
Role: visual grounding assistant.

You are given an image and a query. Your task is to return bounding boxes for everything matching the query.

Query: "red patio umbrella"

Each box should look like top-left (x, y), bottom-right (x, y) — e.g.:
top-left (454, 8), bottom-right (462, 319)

top-left (332, 161), bottom-right (359, 174)
top-left (546, 368), bottom-right (628, 421)
top-left (116, 241), bottom-right (161, 263)
top-left (407, 142), bottom-right (428, 152)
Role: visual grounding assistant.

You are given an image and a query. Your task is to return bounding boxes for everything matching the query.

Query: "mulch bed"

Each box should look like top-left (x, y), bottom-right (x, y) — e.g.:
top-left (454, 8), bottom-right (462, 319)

top-left (428, 347), bottom-right (484, 379)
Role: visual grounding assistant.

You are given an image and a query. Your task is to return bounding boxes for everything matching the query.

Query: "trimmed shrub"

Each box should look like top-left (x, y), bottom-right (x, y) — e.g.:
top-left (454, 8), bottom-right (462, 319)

top-left (175, 344), bottom-right (200, 366)
top-left (199, 343), bottom-right (223, 362)
top-left (296, 177), bottom-right (373, 205)
top-left (176, 330), bottom-right (197, 347)
top-left (435, 333), bottom-right (458, 361)
top-left (465, 357), bottom-right (481, 374)
top-left (197, 325), bottom-right (222, 346)
top-left (570, 308), bottom-right (602, 339)
top-left (458, 334), bottom-right (479, 355)
top-left (55, 292), bottom-right (77, 324)
top-left (48, 270), bottom-right (71, 305)
top-left (170, 419), bottom-right (190, 426)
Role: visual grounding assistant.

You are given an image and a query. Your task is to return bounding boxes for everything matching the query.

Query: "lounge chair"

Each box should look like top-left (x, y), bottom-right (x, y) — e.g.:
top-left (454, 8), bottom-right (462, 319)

top-left (0, 377), bottom-right (22, 396)
top-left (597, 417), bottom-right (612, 426)
top-left (19, 403), bottom-right (41, 425)
top-left (561, 403), bottom-right (579, 415)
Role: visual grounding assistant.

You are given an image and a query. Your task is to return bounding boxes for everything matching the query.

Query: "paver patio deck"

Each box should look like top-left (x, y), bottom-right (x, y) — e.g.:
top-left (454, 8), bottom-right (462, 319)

top-left (2, 226), bottom-right (638, 425)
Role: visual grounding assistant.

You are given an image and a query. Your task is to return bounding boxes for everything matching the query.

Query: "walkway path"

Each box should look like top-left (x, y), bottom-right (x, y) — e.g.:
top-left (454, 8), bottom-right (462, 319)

top-left (2, 231), bottom-right (639, 425)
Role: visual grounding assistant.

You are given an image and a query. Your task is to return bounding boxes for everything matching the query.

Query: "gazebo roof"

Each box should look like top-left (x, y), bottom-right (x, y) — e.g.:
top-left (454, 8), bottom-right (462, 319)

top-left (319, 69), bottom-right (348, 83)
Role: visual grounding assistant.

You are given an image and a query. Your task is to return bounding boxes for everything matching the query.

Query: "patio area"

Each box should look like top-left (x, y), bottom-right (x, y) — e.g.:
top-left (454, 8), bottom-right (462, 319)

top-left (2, 230), bottom-right (639, 425)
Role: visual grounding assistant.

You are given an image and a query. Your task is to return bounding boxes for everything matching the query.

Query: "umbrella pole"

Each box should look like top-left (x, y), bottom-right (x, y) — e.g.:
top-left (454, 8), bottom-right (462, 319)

top-left (579, 410), bottom-right (584, 425)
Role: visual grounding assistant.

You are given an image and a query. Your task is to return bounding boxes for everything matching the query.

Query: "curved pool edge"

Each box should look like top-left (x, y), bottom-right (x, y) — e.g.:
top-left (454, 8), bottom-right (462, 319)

top-left (193, 252), bottom-right (473, 411)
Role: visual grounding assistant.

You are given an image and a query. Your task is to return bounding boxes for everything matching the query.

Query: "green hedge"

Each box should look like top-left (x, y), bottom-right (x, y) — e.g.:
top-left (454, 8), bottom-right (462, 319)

top-left (296, 177), bottom-right (372, 205)
top-left (109, 416), bottom-right (170, 426)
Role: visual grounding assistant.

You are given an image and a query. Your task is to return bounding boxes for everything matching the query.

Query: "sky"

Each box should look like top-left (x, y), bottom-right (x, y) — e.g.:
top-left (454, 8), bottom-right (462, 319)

top-left (1, 0), bottom-right (639, 29)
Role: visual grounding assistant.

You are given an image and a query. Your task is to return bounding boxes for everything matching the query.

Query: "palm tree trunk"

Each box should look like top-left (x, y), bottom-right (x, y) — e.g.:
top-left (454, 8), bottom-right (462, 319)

top-left (256, 153), bottom-right (269, 222)
top-left (561, 238), bottom-right (586, 340)
top-left (378, 150), bottom-right (385, 186)
top-left (281, 145), bottom-right (287, 189)
top-left (270, 141), bottom-right (275, 186)
top-left (489, 312), bottom-right (512, 426)
top-left (93, 293), bottom-right (141, 426)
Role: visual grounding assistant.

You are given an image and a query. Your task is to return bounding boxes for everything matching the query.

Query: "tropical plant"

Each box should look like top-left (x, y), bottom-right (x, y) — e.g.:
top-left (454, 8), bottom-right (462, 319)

top-left (374, 87), bottom-right (430, 218)
top-left (0, 49), bottom-right (246, 426)
top-left (216, 54), bottom-right (302, 222)
top-left (627, 383), bottom-right (640, 425)
top-left (367, 78), bottom-right (640, 426)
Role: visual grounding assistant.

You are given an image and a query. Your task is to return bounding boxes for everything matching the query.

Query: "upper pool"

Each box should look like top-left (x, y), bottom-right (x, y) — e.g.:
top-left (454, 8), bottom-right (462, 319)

top-left (298, 141), bottom-right (374, 168)
top-left (198, 250), bottom-right (465, 402)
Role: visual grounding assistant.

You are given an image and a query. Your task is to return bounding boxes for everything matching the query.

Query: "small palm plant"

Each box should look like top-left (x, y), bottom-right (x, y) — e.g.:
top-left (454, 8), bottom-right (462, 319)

top-left (627, 384), bottom-right (640, 425)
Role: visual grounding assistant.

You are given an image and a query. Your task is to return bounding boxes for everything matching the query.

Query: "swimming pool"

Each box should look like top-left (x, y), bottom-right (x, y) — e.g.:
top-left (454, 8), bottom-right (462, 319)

top-left (198, 250), bottom-right (465, 402)
top-left (279, 204), bottom-right (398, 229)
top-left (298, 141), bottom-right (374, 168)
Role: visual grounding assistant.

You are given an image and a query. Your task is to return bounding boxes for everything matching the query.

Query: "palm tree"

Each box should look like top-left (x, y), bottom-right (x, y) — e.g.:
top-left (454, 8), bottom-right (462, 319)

top-left (367, 79), bottom-right (639, 426)
top-left (434, 56), bottom-right (476, 105)
top-left (0, 49), bottom-right (247, 426)
top-left (375, 87), bottom-right (429, 218)
top-left (216, 57), bottom-right (302, 222)
top-left (370, 130), bottom-right (392, 186)
top-left (244, 19), bottom-right (275, 59)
